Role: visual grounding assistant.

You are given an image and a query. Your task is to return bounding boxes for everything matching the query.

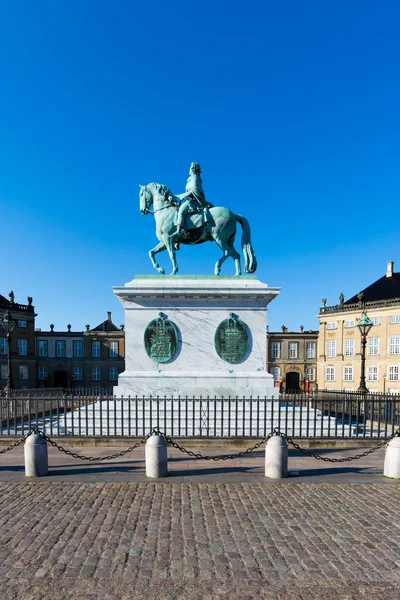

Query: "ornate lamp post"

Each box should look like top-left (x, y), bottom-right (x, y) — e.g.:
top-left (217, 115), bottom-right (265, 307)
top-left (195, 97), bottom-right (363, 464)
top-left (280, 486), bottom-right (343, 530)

top-left (356, 312), bottom-right (373, 393)
top-left (0, 309), bottom-right (17, 393)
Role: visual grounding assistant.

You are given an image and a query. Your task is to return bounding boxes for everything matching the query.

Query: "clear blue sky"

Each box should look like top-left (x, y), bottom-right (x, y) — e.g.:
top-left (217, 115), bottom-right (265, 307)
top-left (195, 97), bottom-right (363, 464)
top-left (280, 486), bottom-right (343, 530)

top-left (1, 1), bottom-right (399, 333)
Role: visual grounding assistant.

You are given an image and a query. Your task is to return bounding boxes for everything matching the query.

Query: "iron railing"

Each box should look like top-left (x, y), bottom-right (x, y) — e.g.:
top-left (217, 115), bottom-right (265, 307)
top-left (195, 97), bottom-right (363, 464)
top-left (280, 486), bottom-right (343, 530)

top-left (0, 391), bottom-right (398, 439)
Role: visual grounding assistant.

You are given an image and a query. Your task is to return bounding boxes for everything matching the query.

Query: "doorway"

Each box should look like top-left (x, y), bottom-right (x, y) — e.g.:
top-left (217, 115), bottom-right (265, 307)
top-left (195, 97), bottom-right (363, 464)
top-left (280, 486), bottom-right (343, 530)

top-left (286, 371), bottom-right (300, 392)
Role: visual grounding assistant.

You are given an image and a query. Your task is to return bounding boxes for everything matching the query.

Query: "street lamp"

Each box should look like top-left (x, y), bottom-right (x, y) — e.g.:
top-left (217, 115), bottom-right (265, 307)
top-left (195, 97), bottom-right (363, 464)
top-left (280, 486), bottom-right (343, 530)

top-left (356, 311), bottom-right (374, 393)
top-left (0, 309), bottom-right (17, 393)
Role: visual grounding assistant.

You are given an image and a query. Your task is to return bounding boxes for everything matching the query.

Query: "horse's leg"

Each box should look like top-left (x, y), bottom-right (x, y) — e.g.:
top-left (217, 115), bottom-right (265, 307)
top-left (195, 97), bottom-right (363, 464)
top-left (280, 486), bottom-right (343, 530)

top-left (213, 237), bottom-right (241, 276)
top-left (164, 236), bottom-right (179, 275)
top-left (149, 241), bottom-right (167, 274)
top-left (229, 239), bottom-right (242, 276)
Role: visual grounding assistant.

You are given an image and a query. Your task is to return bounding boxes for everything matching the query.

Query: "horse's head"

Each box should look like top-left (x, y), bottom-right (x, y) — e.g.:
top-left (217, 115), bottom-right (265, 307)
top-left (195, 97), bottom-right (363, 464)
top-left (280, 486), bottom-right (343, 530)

top-left (139, 184), bottom-right (153, 214)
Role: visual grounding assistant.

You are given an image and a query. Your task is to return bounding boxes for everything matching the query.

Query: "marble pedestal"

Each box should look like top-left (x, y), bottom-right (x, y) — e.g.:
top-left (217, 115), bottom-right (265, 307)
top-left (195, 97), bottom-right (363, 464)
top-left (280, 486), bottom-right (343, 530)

top-left (113, 275), bottom-right (280, 398)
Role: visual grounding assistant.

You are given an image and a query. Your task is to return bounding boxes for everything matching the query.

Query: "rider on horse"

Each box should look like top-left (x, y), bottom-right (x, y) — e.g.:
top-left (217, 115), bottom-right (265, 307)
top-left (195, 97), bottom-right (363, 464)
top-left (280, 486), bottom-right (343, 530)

top-left (173, 162), bottom-right (213, 248)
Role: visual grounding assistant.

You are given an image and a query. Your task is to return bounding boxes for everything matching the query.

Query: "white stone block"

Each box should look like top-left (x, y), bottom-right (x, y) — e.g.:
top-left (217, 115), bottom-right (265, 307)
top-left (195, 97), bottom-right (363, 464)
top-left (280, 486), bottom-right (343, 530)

top-left (384, 436), bottom-right (400, 479)
top-left (146, 434), bottom-right (168, 478)
top-left (24, 433), bottom-right (48, 477)
top-left (265, 435), bottom-right (288, 478)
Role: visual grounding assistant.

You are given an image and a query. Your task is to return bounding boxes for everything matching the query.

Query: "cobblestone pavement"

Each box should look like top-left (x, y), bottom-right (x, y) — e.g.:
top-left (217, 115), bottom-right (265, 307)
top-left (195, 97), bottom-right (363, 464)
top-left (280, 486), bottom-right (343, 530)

top-left (0, 481), bottom-right (399, 600)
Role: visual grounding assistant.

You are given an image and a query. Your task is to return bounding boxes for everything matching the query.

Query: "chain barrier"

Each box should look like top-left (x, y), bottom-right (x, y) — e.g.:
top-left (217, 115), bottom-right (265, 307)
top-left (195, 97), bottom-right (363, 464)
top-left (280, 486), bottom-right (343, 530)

top-left (152, 428), bottom-right (275, 461)
top-left (35, 428), bottom-right (153, 462)
top-left (0, 426), bottom-right (398, 464)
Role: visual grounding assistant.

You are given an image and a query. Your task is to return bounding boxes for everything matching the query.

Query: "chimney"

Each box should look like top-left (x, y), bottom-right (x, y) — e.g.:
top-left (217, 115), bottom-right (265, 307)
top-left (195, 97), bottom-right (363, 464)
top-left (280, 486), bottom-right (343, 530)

top-left (107, 311), bottom-right (112, 321)
top-left (386, 261), bottom-right (394, 278)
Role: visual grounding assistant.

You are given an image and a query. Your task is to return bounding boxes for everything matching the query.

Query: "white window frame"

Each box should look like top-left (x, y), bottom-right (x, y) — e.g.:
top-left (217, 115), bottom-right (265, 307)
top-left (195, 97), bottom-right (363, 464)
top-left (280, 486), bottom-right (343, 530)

top-left (0, 338), bottom-right (6, 355)
top-left (327, 322), bottom-right (337, 330)
top-left (344, 339), bottom-right (355, 356)
top-left (270, 342), bottom-right (280, 359)
top-left (367, 366), bottom-right (378, 382)
top-left (38, 340), bottom-right (48, 357)
top-left (109, 341), bottom-right (119, 358)
top-left (327, 341), bottom-right (336, 358)
top-left (270, 367), bottom-right (280, 382)
top-left (56, 340), bottom-right (66, 358)
top-left (18, 339), bottom-right (28, 356)
top-left (73, 367), bottom-right (83, 381)
top-left (38, 366), bottom-right (48, 381)
top-left (390, 316), bottom-right (400, 324)
top-left (19, 365), bottom-right (28, 380)
top-left (18, 320), bottom-right (27, 328)
top-left (73, 340), bottom-right (83, 358)
top-left (368, 338), bottom-right (379, 356)
top-left (325, 367), bottom-right (335, 382)
top-left (343, 366), bottom-right (354, 382)
top-left (288, 342), bottom-right (298, 359)
top-left (109, 367), bottom-right (119, 381)
top-left (92, 366), bottom-right (101, 381)
top-left (372, 317), bottom-right (381, 326)
top-left (306, 342), bottom-right (315, 359)
top-left (344, 320), bottom-right (355, 328)
top-left (92, 341), bottom-right (101, 358)
top-left (0, 365), bottom-right (8, 379)
top-left (389, 336), bottom-right (400, 355)
top-left (305, 367), bottom-right (315, 382)
top-left (389, 366), bottom-right (399, 381)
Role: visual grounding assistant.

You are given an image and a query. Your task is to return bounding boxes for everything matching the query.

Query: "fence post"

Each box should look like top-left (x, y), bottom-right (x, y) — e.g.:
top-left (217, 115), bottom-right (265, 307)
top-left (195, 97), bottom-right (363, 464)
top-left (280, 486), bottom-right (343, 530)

top-left (146, 434), bottom-right (168, 478)
top-left (265, 435), bottom-right (288, 478)
top-left (384, 436), bottom-right (400, 479)
top-left (24, 433), bottom-right (48, 477)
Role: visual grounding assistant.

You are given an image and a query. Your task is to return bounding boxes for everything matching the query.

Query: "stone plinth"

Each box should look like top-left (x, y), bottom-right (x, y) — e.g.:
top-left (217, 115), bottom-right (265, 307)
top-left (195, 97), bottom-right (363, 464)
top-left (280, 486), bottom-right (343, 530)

top-left (113, 275), bottom-right (280, 398)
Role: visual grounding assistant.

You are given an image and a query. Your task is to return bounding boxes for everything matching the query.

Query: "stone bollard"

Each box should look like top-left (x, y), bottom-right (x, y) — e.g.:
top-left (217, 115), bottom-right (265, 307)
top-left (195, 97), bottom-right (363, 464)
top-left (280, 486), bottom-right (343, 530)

top-left (24, 433), bottom-right (48, 477)
top-left (265, 435), bottom-right (288, 478)
top-left (146, 434), bottom-right (168, 478)
top-left (384, 436), bottom-right (400, 479)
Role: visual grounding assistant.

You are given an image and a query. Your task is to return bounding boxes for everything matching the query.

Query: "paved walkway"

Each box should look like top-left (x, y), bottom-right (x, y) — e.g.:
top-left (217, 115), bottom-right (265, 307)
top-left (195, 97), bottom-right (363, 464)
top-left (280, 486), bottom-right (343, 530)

top-left (0, 443), bottom-right (399, 599)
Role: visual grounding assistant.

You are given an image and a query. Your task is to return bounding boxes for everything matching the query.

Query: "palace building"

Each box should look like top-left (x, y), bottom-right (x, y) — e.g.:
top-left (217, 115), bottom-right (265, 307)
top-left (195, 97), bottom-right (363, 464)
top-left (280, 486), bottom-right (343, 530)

top-left (317, 261), bottom-right (400, 393)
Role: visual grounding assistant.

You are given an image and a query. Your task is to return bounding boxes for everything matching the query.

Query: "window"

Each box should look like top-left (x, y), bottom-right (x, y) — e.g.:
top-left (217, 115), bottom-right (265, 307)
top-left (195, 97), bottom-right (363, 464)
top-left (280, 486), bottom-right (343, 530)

top-left (92, 366), bottom-right (101, 381)
top-left (389, 366), bottom-right (399, 381)
top-left (73, 367), bottom-right (83, 381)
top-left (0, 365), bottom-right (7, 379)
top-left (288, 342), bottom-right (298, 358)
top-left (19, 366), bottom-right (28, 380)
top-left (368, 366), bottom-right (378, 382)
top-left (344, 340), bottom-right (355, 356)
top-left (18, 320), bottom-right (27, 328)
top-left (73, 340), bottom-right (83, 358)
top-left (327, 341), bottom-right (336, 358)
top-left (306, 342), bottom-right (315, 359)
top-left (109, 341), bottom-right (119, 358)
top-left (325, 367), bottom-right (335, 381)
top-left (368, 338), bottom-right (379, 356)
top-left (0, 338), bottom-right (6, 355)
top-left (92, 341), bottom-right (101, 358)
top-left (389, 336), bottom-right (400, 355)
top-left (343, 366), bottom-right (354, 382)
top-left (38, 340), bottom-right (48, 357)
top-left (327, 322), bottom-right (337, 330)
top-left (344, 388), bottom-right (354, 393)
top-left (345, 320), bottom-right (355, 328)
top-left (18, 339), bottom-right (27, 356)
top-left (372, 317), bottom-right (381, 326)
top-left (56, 340), bottom-right (66, 358)
top-left (305, 367), bottom-right (315, 381)
top-left (38, 366), bottom-right (48, 381)
top-left (270, 367), bottom-right (280, 382)
top-left (389, 388), bottom-right (399, 395)
top-left (271, 342), bottom-right (280, 359)
top-left (390, 316), bottom-right (400, 324)
top-left (109, 367), bottom-right (119, 381)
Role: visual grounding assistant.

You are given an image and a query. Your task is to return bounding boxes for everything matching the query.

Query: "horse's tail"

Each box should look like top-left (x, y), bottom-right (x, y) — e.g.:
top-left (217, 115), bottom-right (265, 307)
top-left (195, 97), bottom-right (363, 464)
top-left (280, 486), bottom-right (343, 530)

top-left (235, 214), bottom-right (257, 273)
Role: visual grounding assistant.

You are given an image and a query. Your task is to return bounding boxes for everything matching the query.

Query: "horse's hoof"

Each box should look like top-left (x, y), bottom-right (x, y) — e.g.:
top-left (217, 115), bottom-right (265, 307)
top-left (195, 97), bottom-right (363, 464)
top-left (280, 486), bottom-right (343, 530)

top-left (158, 268), bottom-right (165, 275)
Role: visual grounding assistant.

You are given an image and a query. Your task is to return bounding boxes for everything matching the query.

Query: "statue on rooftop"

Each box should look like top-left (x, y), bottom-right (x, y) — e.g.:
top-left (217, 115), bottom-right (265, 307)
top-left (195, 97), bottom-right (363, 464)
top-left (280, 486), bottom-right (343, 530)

top-left (139, 162), bottom-right (257, 276)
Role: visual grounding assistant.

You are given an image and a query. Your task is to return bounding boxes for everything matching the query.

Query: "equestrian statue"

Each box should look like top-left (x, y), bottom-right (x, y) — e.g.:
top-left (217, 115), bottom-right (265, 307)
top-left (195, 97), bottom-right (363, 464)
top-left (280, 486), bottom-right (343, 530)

top-left (139, 162), bottom-right (257, 276)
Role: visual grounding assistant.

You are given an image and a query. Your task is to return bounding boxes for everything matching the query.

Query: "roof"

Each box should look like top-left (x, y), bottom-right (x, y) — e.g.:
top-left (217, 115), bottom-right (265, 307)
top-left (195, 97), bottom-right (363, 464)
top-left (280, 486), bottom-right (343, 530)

top-left (0, 295), bottom-right (10, 308)
top-left (345, 272), bottom-right (400, 304)
top-left (90, 319), bottom-right (121, 333)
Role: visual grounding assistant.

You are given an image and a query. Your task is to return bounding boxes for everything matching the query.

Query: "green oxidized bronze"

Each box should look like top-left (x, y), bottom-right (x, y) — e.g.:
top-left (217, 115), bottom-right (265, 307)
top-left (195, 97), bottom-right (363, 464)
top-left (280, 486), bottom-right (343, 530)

top-left (144, 313), bottom-right (178, 363)
top-left (214, 313), bottom-right (249, 364)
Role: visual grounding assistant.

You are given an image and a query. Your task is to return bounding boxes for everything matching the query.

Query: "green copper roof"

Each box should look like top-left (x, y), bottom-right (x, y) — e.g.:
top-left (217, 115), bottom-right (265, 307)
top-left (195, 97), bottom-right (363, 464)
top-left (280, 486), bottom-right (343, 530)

top-left (357, 312), bottom-right (373, 326)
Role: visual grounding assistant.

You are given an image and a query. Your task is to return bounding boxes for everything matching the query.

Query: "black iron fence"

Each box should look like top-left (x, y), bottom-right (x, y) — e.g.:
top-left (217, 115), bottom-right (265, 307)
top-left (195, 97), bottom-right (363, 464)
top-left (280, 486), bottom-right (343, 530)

top-left (0, 390), bottom-right (399, 439)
